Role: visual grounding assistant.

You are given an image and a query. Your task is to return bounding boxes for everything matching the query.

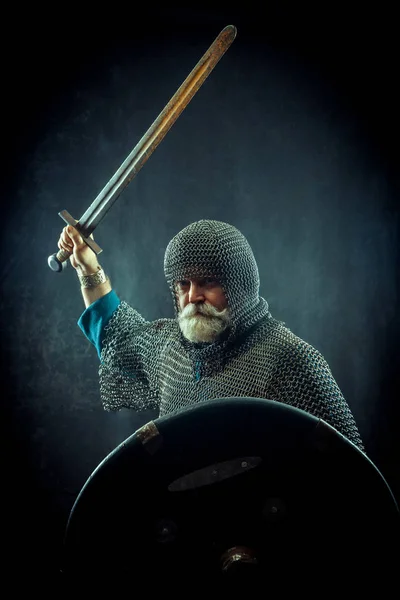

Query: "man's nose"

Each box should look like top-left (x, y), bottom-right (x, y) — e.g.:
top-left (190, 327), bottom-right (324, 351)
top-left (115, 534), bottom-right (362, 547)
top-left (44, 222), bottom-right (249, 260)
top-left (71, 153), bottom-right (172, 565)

top-left (188, 282), bottom-right (205, 304)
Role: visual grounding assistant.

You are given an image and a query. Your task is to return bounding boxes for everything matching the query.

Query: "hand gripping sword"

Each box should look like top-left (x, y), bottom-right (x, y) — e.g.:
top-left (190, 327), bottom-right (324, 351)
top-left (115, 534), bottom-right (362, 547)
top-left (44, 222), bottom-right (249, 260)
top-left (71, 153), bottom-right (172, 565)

top-left (48, 25), bottom-right (237, 272)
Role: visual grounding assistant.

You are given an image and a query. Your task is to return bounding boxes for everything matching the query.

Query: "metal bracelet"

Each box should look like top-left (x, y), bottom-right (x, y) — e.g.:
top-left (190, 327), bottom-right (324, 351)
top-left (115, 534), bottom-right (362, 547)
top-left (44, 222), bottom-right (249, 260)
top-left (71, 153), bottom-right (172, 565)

top-left (78, 267), bottom-right (108, 288)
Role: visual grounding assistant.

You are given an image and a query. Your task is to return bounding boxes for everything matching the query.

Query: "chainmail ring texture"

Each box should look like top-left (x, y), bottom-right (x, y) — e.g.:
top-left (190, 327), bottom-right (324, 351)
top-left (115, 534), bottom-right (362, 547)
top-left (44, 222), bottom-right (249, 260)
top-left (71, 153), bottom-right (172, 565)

top-left (99, 220), bottom-right (365, 452)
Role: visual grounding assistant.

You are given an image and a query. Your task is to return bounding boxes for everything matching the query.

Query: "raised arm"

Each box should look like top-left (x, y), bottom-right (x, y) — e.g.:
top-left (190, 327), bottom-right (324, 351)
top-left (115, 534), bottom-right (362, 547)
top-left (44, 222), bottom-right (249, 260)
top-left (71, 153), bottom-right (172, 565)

top-left (57, 225), bottom-right (112, 307)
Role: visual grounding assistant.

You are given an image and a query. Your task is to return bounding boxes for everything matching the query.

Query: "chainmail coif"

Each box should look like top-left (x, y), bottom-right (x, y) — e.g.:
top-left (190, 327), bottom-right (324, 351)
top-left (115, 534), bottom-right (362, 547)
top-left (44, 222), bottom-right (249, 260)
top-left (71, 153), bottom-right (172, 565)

top-left (99, 220), bottom-right (365, 452)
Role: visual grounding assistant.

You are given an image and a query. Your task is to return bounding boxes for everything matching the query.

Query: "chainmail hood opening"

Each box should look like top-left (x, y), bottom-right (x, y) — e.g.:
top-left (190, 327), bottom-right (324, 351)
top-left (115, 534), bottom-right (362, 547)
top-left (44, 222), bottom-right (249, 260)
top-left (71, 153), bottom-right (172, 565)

top-left (163, 220), bottom-right (271, 351)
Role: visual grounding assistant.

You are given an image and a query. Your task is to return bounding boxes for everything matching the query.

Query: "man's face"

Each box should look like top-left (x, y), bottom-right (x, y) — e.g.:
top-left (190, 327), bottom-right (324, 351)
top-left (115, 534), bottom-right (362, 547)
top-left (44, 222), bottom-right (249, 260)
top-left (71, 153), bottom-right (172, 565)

top-left (175, 277), bottom-right (231, 343)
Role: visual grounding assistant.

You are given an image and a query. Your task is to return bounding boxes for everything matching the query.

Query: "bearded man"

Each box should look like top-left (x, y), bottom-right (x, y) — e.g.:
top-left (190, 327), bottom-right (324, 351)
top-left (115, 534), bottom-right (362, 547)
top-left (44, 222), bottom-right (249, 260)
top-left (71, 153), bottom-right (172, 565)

top-left (58, 219), bottom-right (365, 452)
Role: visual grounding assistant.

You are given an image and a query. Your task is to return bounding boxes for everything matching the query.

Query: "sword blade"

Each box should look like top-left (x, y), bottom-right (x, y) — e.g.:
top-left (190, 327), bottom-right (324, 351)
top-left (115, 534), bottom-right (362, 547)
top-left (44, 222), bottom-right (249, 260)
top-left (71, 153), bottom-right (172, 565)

top-left (78, 25), bottom-right (237, 235)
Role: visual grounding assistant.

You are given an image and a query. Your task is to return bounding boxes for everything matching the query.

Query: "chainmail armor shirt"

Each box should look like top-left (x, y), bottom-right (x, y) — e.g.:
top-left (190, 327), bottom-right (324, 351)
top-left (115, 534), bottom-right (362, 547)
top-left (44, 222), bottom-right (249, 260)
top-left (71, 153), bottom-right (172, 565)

top-left (78, 220), bottom-right (365, 453)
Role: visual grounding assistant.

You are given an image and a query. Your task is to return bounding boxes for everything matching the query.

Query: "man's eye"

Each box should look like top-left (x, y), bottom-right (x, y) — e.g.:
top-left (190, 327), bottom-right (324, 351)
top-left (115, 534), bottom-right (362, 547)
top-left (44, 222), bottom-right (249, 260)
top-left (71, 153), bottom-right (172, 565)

top-left (204, 278), bottom-right (216, 285)
top-left (178, 280), bottom-right (189, 287)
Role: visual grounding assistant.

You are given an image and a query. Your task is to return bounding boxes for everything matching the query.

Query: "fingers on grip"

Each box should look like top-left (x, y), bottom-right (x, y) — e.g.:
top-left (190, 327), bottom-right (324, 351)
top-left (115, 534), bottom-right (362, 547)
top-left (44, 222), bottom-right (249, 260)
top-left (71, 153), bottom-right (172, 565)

top-left (66, 225), bottom-right (83, 243)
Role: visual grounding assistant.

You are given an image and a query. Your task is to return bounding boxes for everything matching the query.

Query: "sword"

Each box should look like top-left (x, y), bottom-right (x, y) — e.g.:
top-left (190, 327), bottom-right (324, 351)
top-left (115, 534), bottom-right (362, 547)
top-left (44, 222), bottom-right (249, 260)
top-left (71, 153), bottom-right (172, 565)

top-left (48, 25), bottom-right (237, 272)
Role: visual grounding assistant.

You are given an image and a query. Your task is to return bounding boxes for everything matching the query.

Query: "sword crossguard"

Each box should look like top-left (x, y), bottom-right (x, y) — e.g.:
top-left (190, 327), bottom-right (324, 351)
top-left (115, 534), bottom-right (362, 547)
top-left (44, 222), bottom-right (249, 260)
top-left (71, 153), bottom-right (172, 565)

top-left (47, 209), bottom-right (103, 272)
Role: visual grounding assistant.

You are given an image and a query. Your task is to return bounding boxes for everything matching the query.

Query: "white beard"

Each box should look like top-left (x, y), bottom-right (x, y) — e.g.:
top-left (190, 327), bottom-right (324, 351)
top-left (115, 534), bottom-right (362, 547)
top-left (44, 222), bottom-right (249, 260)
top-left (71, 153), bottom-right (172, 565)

top-left (178, 302), bottom-right (231, 343)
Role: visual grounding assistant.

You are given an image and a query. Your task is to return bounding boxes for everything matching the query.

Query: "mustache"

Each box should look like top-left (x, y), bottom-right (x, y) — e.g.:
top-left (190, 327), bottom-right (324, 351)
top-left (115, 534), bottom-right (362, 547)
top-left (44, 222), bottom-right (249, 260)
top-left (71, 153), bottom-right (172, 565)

top-left (179, 302), bottom-right (227, 319)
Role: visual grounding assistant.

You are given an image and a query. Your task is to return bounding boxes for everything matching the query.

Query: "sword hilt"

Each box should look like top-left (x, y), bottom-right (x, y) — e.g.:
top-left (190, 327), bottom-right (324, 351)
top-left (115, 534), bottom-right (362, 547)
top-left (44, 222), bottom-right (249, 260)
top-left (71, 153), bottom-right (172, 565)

top-left (47, 209), bottom-right (103, 272)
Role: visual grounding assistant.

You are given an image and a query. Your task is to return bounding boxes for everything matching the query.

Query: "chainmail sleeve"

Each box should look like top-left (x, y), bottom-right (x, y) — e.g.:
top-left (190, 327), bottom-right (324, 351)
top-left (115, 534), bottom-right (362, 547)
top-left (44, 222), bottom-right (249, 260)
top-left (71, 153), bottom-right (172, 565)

top-left (98, 300), bottom-right (175, 413)
top-left (273, 339), bottom-right (365, 453)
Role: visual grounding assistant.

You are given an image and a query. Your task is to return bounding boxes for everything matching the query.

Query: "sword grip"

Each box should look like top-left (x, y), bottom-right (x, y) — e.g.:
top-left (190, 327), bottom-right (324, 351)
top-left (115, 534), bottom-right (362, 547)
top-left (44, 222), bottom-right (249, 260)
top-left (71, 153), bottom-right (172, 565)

top-left (47, 210), bottom-right (103, 272)
top-left (48, 249), bottom-right (71, 272)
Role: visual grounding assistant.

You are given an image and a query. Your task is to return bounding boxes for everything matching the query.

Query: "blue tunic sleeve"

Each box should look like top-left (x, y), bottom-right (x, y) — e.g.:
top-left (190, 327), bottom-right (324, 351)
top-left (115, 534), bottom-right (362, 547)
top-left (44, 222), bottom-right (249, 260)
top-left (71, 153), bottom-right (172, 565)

top-left (77, 290), bottom-right (121, 359)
